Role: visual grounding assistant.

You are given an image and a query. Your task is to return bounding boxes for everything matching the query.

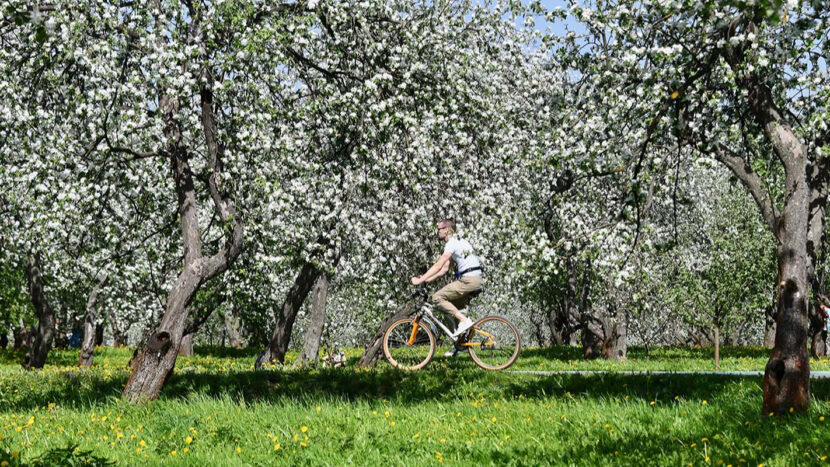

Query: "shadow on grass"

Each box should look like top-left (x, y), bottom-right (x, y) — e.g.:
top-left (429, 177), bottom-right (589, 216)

top-left (520, 345), bottom-right (773, 362)
top-left (6, 358), bottom-right (829, 413)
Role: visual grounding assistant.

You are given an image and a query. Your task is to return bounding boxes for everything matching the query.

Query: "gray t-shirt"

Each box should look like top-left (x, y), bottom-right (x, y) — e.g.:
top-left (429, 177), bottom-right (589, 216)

top-left (443, 237), bottom-right (481, 276)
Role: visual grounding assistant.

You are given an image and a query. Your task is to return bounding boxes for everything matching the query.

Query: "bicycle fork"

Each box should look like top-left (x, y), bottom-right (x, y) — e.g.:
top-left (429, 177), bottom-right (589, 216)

top-left (407, 316), bottom-right (422, 346)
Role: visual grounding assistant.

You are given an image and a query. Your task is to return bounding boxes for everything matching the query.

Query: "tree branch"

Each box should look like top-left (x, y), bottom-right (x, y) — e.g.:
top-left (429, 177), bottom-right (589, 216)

top-left (711, 142), bottom-right (779, 233)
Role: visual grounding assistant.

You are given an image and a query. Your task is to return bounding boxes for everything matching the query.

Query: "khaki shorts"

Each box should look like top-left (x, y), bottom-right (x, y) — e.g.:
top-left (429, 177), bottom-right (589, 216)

top-left (431, 275), bottom-right (482, 316)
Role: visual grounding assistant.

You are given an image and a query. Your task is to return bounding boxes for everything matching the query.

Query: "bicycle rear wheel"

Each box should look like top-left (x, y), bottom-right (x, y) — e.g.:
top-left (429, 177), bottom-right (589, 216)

top-left (383, 318), bottom-right (436, 370)
top-left (465, 316), bottom-right (521, 370)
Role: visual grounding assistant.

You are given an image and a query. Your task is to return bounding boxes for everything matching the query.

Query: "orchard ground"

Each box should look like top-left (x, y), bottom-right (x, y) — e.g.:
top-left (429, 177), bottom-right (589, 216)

top-left (1, 346), bottom-right (830, 466)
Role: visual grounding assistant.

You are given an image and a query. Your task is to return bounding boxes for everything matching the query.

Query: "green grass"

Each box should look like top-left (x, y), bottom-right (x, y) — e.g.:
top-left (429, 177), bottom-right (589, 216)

top-left (1, 346), bottom-right (829, 466)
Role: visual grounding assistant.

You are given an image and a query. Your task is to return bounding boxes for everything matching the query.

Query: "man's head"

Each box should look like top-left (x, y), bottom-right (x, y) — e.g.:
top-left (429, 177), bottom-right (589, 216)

top-left (436, 218), bottom-right (455, 242)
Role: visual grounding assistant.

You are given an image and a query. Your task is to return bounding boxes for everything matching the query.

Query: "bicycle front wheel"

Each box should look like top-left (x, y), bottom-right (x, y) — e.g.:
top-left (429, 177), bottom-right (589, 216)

top-left (465, 316), bottom-right (521, 370)
top-left (383, 318), bottom-right (436, 370)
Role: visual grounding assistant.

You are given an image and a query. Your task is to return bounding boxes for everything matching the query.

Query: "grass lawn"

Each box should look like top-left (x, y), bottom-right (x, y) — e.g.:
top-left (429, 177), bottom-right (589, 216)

top-left (1, 345), bottom-right (829, 466)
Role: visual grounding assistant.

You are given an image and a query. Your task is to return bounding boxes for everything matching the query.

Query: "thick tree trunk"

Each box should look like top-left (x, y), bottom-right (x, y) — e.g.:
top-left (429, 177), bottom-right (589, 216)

top-left (718, 35), bottom-right (823, 414)
top-left (581, 316), bottom-right (602, 360)
top-left (179, 333), bottom-right (194, 357)
top-left (224, 306), bottom-right (244, 348)
top-left (601, 306), bottom-right (627, 361)
top-left (80, 275), bottom-right (108, 367)
top-left (22, 253), bottom-right (57, 370)
top-left (713, 324), bottom-right (720, 369)
top-left (548, 302), bottom-right (570, 346)
top-left (358, 301), bottom-right (418, 368)
top-left (256, 262), bottom-right (321, 368)
top-left (294, 273), bottom-right (330, 369)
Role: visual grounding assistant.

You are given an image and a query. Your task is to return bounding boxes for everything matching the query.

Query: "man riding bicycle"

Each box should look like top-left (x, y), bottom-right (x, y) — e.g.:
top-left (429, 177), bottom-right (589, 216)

top-left (410, 218), bottom-right (482, 353)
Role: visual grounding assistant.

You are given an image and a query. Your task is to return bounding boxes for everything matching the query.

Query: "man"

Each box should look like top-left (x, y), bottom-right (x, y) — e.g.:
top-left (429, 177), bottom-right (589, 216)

top-left (411, 218), bottom-right (482, 354)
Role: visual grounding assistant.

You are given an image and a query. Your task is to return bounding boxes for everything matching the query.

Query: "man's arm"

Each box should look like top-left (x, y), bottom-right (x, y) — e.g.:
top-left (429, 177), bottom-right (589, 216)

top-left (411, 252), bottom-right (452, 285)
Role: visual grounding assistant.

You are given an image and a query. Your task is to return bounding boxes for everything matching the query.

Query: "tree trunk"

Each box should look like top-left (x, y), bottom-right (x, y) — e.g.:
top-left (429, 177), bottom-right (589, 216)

top-left (95, 325), bottom-right (104, 346)
top-left (224, 306), bottom-right (244, 348)
top-left (529, 307), bottom-right (550, 347)
top-left (22, 253), bottom-right (56, 370)
top-left (358, 301), bottom-right (418, 368)
top-left (179, 333), bottom-right (194, 357)
top-left (581, 315), bottom-right (602, 360)
top-left (719, 32), bottom-right (823, 415)
top-left (809, 302), bottom-right (827, 358)
top-left (601, 306), bottom-right (627, 361)
top-left (256, 262), bottom-right (321, 368)
top-left (294, 273), bottom-right (330, 368)
top-left (123, 63), bottom-right (244, 401)
top-left (713, 324), bottom-right (720, 370)
top-left (80, 275), bottom-right (108, 367)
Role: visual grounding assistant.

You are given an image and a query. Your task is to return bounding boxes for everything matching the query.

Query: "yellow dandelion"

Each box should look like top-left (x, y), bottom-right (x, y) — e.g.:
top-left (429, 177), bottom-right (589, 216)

top-left (491, 417), bottom-right (497, 422)
top-left (2, 461), bottom-right (9, 467)
top-left (702, 438), bottom-right (709, 442)
top-left (702, 400), bottom-right (708, 405)
top-left (390, 421), bottom-right (396, 427)
top-left (384, 411), bottom-right (391, 418)
top-left (183, 448), bottom-right (189, 453)
top-left (604, 424), bottom-right (611, 429)
top-left (171, 450), bottom-right (177, 456)
top-left (316, 406), bottom-right (321, 412)
top-left (139, 440), bottom-right (146, 447)
top-left (185, 436), bottom-right (192, 444)
top-left (236, 447), bottom-right (242, 454)
top-left (274, 443), bottom-right (281, 451)
top-left (820, 416), bottom-right (825, 422)
top-left (300, 426), bottom-right (308, 433)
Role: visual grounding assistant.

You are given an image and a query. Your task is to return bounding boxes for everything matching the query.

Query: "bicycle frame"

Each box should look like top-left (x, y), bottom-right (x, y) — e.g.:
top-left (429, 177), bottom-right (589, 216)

top-left (407, 303), bottom-right (495, 348)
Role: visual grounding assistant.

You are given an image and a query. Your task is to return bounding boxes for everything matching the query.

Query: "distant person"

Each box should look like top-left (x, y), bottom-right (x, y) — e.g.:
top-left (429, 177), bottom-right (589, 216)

top-left (410, 218), bottom-right (482, 354)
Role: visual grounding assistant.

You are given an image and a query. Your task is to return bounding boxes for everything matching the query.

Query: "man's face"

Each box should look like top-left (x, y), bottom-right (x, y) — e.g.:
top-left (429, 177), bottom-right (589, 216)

top-left (436, 223), bottom-right (449, 241)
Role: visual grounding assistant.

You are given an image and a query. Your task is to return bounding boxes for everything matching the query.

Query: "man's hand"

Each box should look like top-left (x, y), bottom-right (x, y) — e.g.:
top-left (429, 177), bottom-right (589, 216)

top-left (411, 277), bottom-right (422, 285)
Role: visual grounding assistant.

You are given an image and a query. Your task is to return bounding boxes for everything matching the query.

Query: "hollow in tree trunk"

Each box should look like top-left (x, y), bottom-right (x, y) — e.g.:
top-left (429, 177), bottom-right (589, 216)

top-left (22, 253), bottom-right (57, 370)
top-left (294, 273), bottom-right (330, 369)
top-left (80, 275), bottom-right (108, 367)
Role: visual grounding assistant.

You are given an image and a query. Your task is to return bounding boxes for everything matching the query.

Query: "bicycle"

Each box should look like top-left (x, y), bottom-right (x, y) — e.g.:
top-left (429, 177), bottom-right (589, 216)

top-left (382, 288), bottom-right (521, 370)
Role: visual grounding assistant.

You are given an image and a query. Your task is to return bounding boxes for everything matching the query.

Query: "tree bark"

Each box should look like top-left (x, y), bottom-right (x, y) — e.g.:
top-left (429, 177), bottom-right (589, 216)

top-left (256, 262), bottom-right (321, 368)
top-left (601, 306), bottom-right (627, 361)
top-left (358, 301), bottom-right (418, 368)
top-left (294, 273), bottom-right (330, 368)
top-left (22, 253), bottom-right (56, 370)
top-left (179, 333), bottom-right (194, 357)
top-left (224, 305), bottom-right (244, 348)
top-left (713, 324), bottom-right (720, 369)
top-left (764, 303), bottom-right (777, 348)
top-left (809, 302), bottom-right (827, 358)
top-left (79, 274), bottom-right (108, 367)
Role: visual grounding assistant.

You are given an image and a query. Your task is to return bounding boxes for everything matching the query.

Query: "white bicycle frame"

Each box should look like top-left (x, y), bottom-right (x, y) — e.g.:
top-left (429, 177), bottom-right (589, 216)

top-left (417, 303), bottom-right (458, 341)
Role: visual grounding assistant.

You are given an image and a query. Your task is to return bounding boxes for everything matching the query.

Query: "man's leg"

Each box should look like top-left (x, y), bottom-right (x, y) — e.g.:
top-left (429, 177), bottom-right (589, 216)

top-left (432, 277), bottom-right (482, 336)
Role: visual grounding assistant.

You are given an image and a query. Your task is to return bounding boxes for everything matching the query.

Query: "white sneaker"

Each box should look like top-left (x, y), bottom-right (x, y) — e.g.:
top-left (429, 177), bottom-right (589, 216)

top-left (452, 319), bottom-right (474, 338)
top-left (444, 347), bottom-right (460, 357)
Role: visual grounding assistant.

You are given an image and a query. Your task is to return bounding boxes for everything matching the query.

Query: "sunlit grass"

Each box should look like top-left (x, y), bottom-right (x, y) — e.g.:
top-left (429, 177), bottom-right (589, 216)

top-left (1, 346), bottom-right (829, 465)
